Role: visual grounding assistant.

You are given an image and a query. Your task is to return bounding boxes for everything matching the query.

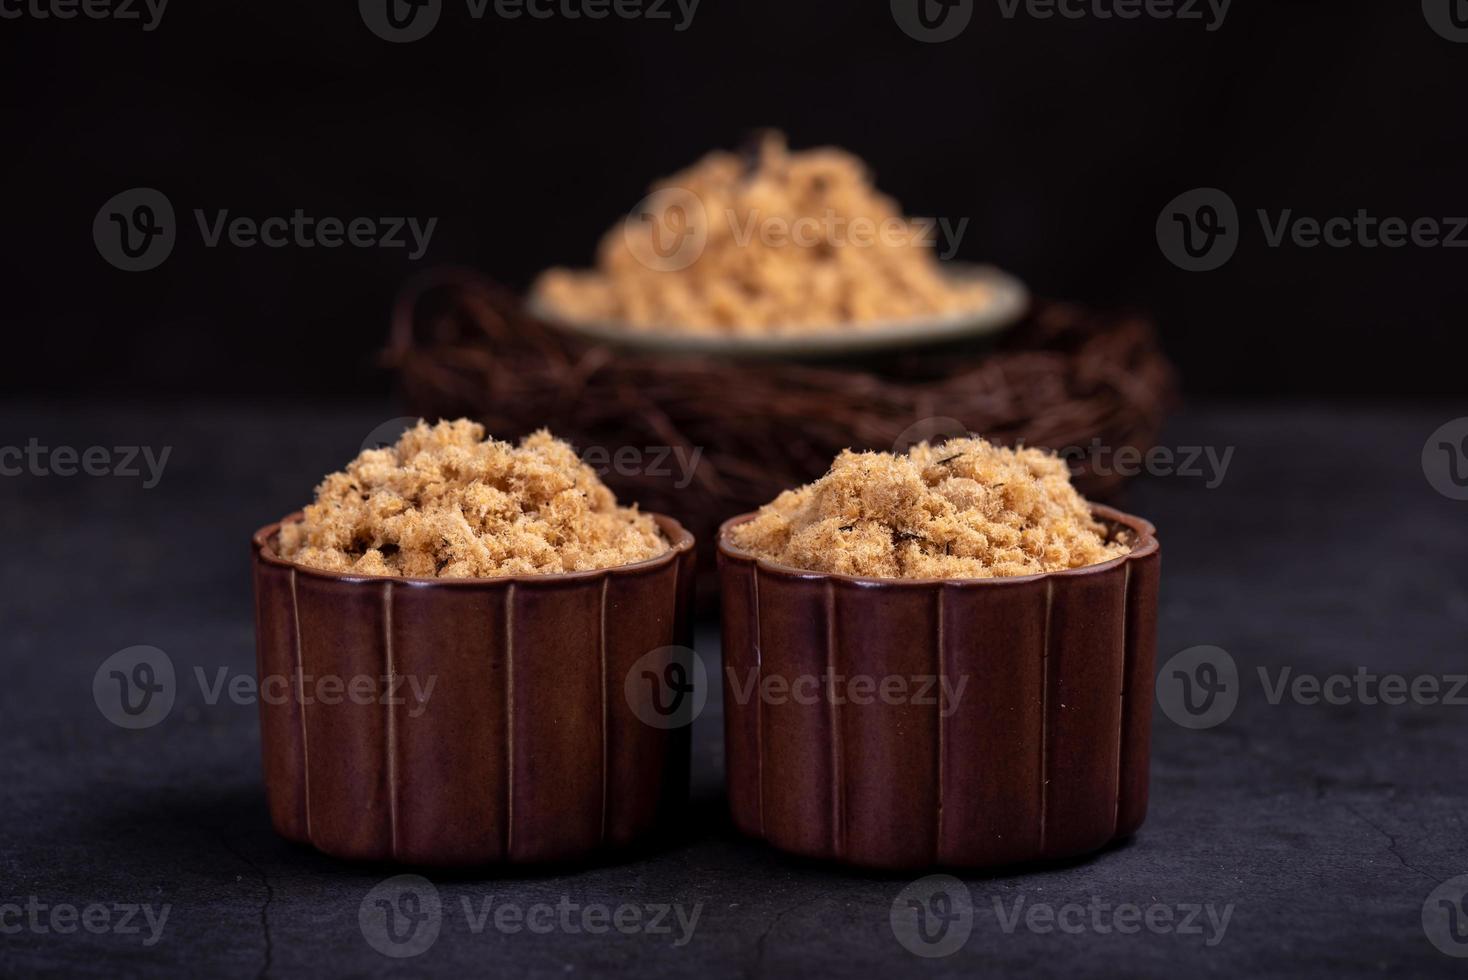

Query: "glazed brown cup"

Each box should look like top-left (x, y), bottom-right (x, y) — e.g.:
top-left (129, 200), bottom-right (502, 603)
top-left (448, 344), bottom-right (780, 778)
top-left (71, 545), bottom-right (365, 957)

top-left (251, 513), bottom-right (696, 866)
top-left (717, 505), bottom-right (1160, 871)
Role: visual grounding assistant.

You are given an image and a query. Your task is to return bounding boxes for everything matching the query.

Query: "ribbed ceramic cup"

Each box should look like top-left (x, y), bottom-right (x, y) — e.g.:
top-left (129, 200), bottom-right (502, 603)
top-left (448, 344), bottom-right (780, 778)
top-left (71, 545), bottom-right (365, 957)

top-left (251, 512), bottom-right (696, 866)
top-left (717, 505), bottom-right (1160, 871)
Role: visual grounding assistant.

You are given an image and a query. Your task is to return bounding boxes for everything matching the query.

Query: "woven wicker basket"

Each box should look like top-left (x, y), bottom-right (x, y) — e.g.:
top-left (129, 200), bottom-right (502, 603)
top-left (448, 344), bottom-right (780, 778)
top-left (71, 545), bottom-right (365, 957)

top-left (384, 269), bottom-right (1176, 596)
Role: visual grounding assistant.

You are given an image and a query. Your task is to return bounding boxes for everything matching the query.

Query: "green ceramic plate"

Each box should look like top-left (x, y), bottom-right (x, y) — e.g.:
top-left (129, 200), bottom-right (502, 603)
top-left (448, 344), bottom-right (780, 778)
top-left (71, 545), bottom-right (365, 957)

top-left (525, 263), bottom-right (1028, 359)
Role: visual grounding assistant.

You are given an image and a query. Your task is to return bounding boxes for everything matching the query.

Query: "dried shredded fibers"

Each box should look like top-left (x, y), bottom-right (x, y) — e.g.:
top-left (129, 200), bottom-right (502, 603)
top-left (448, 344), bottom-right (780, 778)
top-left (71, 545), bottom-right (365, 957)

top-left (728, 437), bottom-right (1128, 579)
top-left (532, 132), bottom-right (992, 334)
top-left (276, 420), bottom-right (667, 578)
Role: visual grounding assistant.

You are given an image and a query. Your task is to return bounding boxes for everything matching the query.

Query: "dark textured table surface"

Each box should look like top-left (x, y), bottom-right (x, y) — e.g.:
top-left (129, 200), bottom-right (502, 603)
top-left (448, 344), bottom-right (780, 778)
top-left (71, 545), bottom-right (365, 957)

top-left (2, 402), bottom-right (1466, 978)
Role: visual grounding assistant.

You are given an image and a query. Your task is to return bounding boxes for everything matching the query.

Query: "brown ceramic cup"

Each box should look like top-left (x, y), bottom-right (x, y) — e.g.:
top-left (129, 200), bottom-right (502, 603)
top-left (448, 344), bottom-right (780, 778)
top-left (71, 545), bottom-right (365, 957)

top-left (251, 512), bottom-right (696, 866)
top-left (717, 505), bottom-right (1160, 871)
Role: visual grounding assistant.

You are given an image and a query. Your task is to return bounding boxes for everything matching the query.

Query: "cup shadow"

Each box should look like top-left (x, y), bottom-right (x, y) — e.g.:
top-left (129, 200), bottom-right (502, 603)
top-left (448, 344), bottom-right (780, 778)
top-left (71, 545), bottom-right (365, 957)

top-left (82, 778), bottom-right (742, 885)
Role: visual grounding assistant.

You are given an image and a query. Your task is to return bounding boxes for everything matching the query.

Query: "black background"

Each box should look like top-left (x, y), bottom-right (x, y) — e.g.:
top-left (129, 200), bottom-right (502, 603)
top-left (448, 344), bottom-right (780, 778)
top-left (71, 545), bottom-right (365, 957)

top-left (4, 0), bottom-right (1464, 400)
